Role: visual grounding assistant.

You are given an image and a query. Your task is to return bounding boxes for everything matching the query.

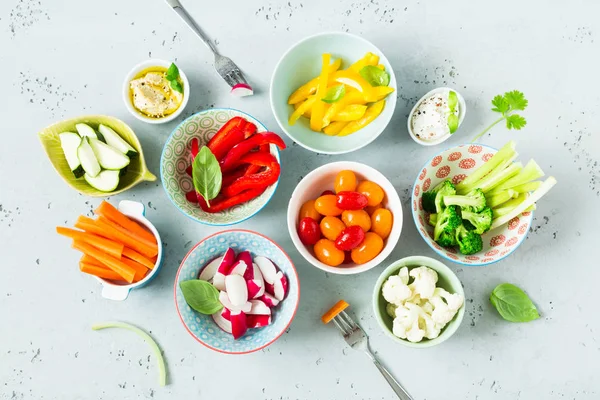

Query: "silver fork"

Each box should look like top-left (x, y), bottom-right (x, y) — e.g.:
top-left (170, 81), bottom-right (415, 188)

top-left (332, 310), bottom-right (414, 400)
top-left (165, 0), bottom-right (249, 88)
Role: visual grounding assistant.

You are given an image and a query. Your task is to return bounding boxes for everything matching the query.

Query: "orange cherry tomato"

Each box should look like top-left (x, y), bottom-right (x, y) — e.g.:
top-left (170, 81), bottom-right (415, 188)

top-left (334, 170), bottom-right (357, 193)
top-left (365, 204), bottom-right (382, 215)
top-left (371, 208), bottom-right (393, 239)
top-left (299, 200), bottom-right (322, 222)
top-left (314, 239), bottom-right (345, 267)
top-left (341, 209), bottom-right (371, 232)
top-left (357, 181), bottom-right (385, 207)
top-left (351, 232), bottom-right (384, 264)
top-left (320, 216), bottom-right (346, 241)
top-left (314, 194), bottom-right (342, 216)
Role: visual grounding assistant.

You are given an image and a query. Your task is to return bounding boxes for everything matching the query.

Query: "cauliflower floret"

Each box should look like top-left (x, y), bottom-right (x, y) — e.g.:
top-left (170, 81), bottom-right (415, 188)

top-left (393, 304), bottom-right (426, 343)
top-left (382, 275), bottom-right (412, 306)
top-left (429, 288), bottom-right (464, 326)
top-left (386, 302), bottom-right (398, 318)
top-left (421, 299), bottom-right (434, 314)
top-left (435, 287), bottom-right (464, 311)
top-left (398, 266), bottom-right (410, 284)
top-left (409, 266), bottom-right (438, 299)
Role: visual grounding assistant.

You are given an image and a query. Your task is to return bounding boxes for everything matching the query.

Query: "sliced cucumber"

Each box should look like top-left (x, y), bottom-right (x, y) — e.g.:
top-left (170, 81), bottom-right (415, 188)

top-left (99, 124), bottom-right (138, 158)
top-left (77, 137), bottom-right (101, 177)
top-left (59, 132), bottom-right (84, 178)
top-left (88, 138), bottom-right (130, 170)
top-left (75, 123), bottom-right (101, 140)
top-left (84, 170), bottom-right (120, 192)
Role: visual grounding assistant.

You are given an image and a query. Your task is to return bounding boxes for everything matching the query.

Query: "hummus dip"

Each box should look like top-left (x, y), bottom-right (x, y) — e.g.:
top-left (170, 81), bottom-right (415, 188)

top-left (129, 67), bottom-right (183, 118)
top-left (410, 89), bottom-right (459, 141)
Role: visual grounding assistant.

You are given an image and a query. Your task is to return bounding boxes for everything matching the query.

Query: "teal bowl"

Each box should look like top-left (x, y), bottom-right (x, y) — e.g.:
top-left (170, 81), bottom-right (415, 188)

top-left (373, 256), bottom-right (465, 348)
top-left (270, 32), bottom-right (397, 155)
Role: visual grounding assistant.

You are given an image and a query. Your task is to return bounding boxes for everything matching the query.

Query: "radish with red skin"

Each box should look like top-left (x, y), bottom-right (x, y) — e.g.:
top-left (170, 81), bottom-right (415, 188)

top-left (228, 260), bottom-right (248, 276)
top-left (255, 256), bottom-right (278, 285)
top-left (230, 311), bottom-right (248, 339)
top-left (248, 299), bottom-right (271, 315)
top-left (212, 310), bottom-right (232, 333)
top-left (236, 251), bottom-right (254, 280)
top-left (246, 314), bottom-right (271, 328)
top-left (230, 83), bottom-right (254, 97)
top-left (221, 307), bottom-right (231, 321)
top-left (219, 291), bottom-right (252, 313)
top-left (225, 274), bottom-right (248, 307)
top-left (247, 279), bottom-right (264, 299)
top-left (272, 271), bottom-right (288, 301)
top-left (217, 248), bottom-right (236, 274)
top-left (198, 256), bottom-right (222, 281)
top-left (259, 293), bottom-right (280, 308)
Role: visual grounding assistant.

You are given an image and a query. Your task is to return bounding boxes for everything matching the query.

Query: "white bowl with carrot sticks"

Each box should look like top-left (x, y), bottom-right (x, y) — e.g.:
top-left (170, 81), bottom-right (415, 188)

top-left (56, 200), bottom-right (162, 300)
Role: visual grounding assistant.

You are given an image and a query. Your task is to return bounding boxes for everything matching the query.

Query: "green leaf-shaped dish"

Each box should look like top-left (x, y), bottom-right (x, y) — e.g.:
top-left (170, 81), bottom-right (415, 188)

top-left (38, 115), bottom-right (156, 197)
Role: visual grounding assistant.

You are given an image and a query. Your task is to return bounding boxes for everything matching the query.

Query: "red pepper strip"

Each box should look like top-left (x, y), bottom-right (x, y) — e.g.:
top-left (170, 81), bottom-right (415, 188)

top-left (221, 159), bottom-right (280, 198)
top-left (222, 165), bottom-right (249, 187)
top-left (207, 117), bottom-right (247, 161)
top-left (197, 188), bottom-right (267, 213)
top-left (185, 190), bottom-right (199, 203)
top-left (259, 144), bottom-right (270, 153)
top-left (190, 138), bottom-right (200, 159)
top-left (220, 133), bottom-right (286, 172)
top-left (242, 121), bottom-right (257, 138)
top-left (185, 165), bottom-right (193, 177)
top-left (245, 164), bottom-right (263, 175)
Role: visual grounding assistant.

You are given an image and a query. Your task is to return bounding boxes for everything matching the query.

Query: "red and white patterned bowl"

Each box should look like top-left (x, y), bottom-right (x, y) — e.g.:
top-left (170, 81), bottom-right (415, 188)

top-left (411, 144), bottom-right (533, 266)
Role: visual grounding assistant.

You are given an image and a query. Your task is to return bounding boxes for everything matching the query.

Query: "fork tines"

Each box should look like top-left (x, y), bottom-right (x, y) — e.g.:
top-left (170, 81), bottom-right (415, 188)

top-left (223, 69), bottom-right (247, 87)
top-left (333, 310), bottom-right (359, 336)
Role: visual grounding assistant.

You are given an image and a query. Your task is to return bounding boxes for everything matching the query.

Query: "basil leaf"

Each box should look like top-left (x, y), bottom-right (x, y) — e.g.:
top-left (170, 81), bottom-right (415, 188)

top-left (180, 280), bottom-right (223, 315)
top-left (170, 79), bottom-right (183, 93)
top-left (448, 90), bottom-right (458, 113)
top-left (192, 146), bottom-right (222, 207)
top-left (359, 65), bottom-right (390, 87)
top-left (166, 62), bottom-right (179, 81)
top-left (448, 113), bottom-right (459, 134)
top-left (322, 85), bottom-right (346, 104)
top-left (490, 283), bottom-right (540, 323)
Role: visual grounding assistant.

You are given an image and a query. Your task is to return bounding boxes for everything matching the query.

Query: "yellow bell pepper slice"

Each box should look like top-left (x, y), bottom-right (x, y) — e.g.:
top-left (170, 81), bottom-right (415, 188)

top-left (287, 58), bottom-right (342, 104)
top-left (376, 64), bottom-right (385, 71)
top-left (349, 52), bottom-right (378, 72)
top-left (369, 54), bottom-right (380, 66)
top-left (338, 100), bottom-right (385, 136)
top-left (322, 90), bottom-right (366, 127)
top-left (323, 121), bottom-right (349, 136)
top-left (329, 70), bottom-right (372, 94)
top-left (331, 104), bottom-right (367, 122)
top-left (289, 96), bottom-right (316, 125)
top-left (364, 86), bottom-right (395, 102)
top-left (294, 101), bottom-right (312, 118)
top-left (310, 53), bottom-right (331, 132)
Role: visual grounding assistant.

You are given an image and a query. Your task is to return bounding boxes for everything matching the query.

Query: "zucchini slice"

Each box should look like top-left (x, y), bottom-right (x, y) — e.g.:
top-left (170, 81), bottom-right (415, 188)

top-left (75, 123), bottom-right (103, 141)
top-left (84, 170), bottom-right (120, 192)
top-left (77, 137), bottom-right (101, 178)
top-left (58, 132), bottom-right (84, 178)
top-left (88, 138), bottom-right (130, 170)
top-left (99, 124), bottom-right (138, 158)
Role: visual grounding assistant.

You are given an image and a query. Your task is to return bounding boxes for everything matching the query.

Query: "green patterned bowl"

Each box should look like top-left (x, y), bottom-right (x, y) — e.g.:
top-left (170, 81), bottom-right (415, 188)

top-left (38, 115), bottom-right (156, 197)
top-left (160, 108), bottom-right (281, 225)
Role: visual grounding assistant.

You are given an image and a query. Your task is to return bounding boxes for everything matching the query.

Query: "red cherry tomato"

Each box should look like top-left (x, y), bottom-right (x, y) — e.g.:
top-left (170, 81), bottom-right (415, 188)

top-left (336, 191), bottom-right (368, 210)
top-left (298, 217), bottom-right (321, 245)
top-left (335, 225), bottom-right (365, 251)
top-left (321, 190), bottom-right (335, 196)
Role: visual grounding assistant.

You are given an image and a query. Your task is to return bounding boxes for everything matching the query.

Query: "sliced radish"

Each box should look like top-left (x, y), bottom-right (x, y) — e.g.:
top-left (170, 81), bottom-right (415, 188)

top-left (265, 282), bottom-right (275, 297)
top-left (219, 291), bottom-right (252, 313)
top-left (255, 256), bottom-right (278, 285)
top-left (198, 257), bottom-right (222, 281)
top-left (248, 299), bottom-right (271, 315)
top-left (246, 314), bottom-right (271, 328)
top-left (230, 311), bottom-right (248, 339)
top-left (228, 260), bottom-right (248, 276)
top-left (259, 293), bottom-right (280, 308)
top-left (247, 279), bottom-right (264, 299)
top-left (212, 310), bottom-right (232, 334)
top-left (236, 251), bottom-right (253, 280)
top-left (221, 307), bottom-right (231, 321)
top-left (217, 248), bottom-right (236, 275)
top-left (225, 274), bottom-right (248, 307)
top-left (272, 271), bottom-right (288, 301)
top-left (231, 83), bottom-right (254, 97)
top-left (213, 272), bottom-right (226, 291)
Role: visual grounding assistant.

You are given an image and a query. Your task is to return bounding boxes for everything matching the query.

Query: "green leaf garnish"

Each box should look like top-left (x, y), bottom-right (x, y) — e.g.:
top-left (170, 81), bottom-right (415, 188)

top-left (447, 90), bottom-right (458, 113)
top-left (170, 79), bottom-right (183, 93)
top-left (180, 280), bottom-right (223, 315)
top-left (359, 65), bottom-right (390, 87)
top-left (192, 146), bottom-right (222, 207)
top-left (322, 85), bottom-right (346, 103)
top-left (473, 90), bottom-right (528, 141)
top-left (490, 283), bottom-right (540, 323)
top-left (448, 114), bottom-right (459, 134)
top-left (166, 62), bottom-right (179, 81)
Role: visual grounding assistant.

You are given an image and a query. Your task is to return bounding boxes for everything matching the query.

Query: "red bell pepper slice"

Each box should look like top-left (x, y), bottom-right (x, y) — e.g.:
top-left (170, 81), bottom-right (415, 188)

top-left (185, 165), bottom-right (193, 177)
top-left (222, 165), bottom-right (249, 187)
top-left (207, 117), bottom-right (247, 161)
top-left (185, 190), bottom-right (199, 203)
top-left (221, 157), bottom-right (280, 198)
top-left (243, 121), bottom-right (257, 138)
top-left (220, 133), bottom-right (286, 172)
top-left (244, 164), bottom-right (263, 175)
top-left (197, 188), bottom-right (267, 213)
top-left (190, 138), bottom-right (200, 159)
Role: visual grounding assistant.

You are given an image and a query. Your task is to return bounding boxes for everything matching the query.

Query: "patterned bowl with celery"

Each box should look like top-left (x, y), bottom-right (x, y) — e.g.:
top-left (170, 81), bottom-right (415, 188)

top-left (160, 108), bottom-right (282, 226)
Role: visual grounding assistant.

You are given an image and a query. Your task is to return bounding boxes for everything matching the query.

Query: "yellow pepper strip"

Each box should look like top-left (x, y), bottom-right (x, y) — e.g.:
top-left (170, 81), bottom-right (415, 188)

top-left (349, 52), bottom-right (376, 72)
top-left (289, 96), bottom-right (316, 125)
top-left (287, 58), bottom-right (342, 104)
top-left (364, 86), bottom-right (395, 102)
top-left (376, 64), bottom-right (385, 71)
top-left (322, 90), bottom-right (366, 127)
top-left (294, 101), bottom-right (312, 118)
top-left (310, 53), bottom-right (331, 132)
top-left (331, 104), bottom-right (368, 122)
top-left (329, 70), bottom-right (373, 94)
top-left (369, 54), bottom-right (380, 66)
top-left (323, 121), bottom-right (349, 136)
top-left (338, 100), bottom-right (385, 136)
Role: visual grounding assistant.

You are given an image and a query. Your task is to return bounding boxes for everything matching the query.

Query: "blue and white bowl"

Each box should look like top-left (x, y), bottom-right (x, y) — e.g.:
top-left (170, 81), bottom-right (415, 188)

top-left (174, 229), bottom-right (300, 354)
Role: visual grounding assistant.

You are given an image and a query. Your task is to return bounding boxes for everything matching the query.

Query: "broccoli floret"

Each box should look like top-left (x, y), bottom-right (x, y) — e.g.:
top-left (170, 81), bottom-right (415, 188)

top-left (428, 213), bottom-right (438, 227)
top-left (461, 207), bottom-right (493, 234)
top-left (422, 180), bottom-right (456, 213)
top-left (462, 220), bottom-right (477, 231)
top-left (436, 229), bottom-right (457, 247)
top-left (455, 224), bottom-right (483, 255)
top-left (442, 188), bottom-right (487, 213)
top-left (434, 205), bottom-right (461, 242)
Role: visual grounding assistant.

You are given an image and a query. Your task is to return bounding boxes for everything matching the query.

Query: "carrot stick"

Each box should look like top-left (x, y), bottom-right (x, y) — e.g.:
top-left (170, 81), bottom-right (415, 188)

top-left (79, 261), bottom-right (123, 281)
top-left (57, 227), bottom-right (123, 259)
top-left (81, 254), bottom-right (105, 268)
top-left (121, 257), bottom-right (149, 282)
top-left (75, 215), bottom-right (110, 237)
top-left (72, 240), bottom-right (135, 283)
top-left (95, 201), bottom-right (156, 243)
top-left (123, 247), bottom-right (155, 270)
top-left (321, 300), bottom-right (350, 324)
top-left (97, 216), bottom-right (158, 258)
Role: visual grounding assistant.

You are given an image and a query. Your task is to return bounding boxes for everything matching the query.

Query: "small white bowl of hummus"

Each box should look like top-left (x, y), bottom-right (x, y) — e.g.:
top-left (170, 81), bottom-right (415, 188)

top-left (408, 87), bottom-right (466, 146)
top-left (123, 59), bottom-right (189, 124)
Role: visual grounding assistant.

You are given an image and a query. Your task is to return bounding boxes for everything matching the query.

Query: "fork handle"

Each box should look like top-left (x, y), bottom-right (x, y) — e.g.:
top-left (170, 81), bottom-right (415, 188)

top-left (166, 0), bottom-right (218, 55)
top-left (365, 351), bottom-right (414, 400)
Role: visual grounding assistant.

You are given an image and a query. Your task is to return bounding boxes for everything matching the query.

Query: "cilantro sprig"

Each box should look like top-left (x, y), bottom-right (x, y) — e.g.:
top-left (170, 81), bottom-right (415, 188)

top-left (166, 63), bottom-right (183, 93)
top-left (473, 90), bottom-right (528, 142)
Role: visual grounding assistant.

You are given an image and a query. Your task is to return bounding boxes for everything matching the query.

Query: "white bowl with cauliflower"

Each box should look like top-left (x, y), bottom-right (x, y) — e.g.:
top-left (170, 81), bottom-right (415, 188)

top-left (373, 256), bottom-right (465, 347)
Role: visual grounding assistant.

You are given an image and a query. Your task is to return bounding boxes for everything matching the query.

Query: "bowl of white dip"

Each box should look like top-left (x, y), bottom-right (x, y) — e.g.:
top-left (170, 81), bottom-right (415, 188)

top-left (408, 87), bottom-right (466, 146)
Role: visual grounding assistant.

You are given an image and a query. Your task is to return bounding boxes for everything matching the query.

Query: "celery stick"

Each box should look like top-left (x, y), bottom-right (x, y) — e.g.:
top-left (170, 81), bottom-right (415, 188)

top-left (486, 189), bottom-right (517, 208)
top-left (511, 181), bottom-right (542, 194)
top-left (456, 140), bottom-right (517, 192)
top-left (492, 193), bottom-right (528, 218)
top-left (491, 159), bottom-right (545, 193)
top-left (475, 162), bottom-right (522, 194)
